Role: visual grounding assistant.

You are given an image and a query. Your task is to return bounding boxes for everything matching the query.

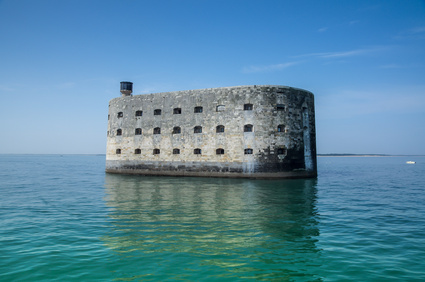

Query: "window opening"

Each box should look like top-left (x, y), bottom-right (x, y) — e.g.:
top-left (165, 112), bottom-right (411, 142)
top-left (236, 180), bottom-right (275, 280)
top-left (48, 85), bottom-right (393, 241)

top-left (153, 127), bottom-right (161, 134)
top-left (216, 105), bottom-right (225, 112)
top-left (277, 104), bottom-right (285, 111)
top-left (135, 110), bottom-right (143, 117)
top-left (244, 103), bottom-right (253, 110)
top-left (154, 109), bottom-right (161, 115)
top-left (244, 148), bottom-right (253, 154)
top-left (117, 129), bottom-right (122, 136)
top-left (135, 128), bottom-right (142, 135)
top-left (277, 148), bottom-right (287, 155)
top-left (173, 127), bottom-right (181, 134)
top-left (117, 112), bottom-right (123, 118)
top-left (216, 148), bottom-right (225, 155)
top-left (173, 108), bottom-right (182, 114)
top-left (173, 148), bottom-right (180, 154)
top-left (116, 149), bottom-right (121, 154)
top-left (277, 124), bottom-right (285, 132)
top-left (153, 149), bottom-right (160, 155)
top-left (194, 148), bottom-right (202, 155)
top-left (194, 106), bottom-right (203, 113)
top-left (135, 149), bottom-right (141, 154)
top-left (216, 125), bottom-right (225, 133)
top-left (244, 124), bottom-right (253, 132)
top-left (194, 126), bottom-right (202, 133)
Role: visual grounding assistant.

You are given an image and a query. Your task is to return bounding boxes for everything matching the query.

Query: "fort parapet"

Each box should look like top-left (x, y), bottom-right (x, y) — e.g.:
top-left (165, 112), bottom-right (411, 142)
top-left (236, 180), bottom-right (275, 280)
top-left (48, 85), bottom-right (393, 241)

top-left (106, 84), bottom-right (317, 179)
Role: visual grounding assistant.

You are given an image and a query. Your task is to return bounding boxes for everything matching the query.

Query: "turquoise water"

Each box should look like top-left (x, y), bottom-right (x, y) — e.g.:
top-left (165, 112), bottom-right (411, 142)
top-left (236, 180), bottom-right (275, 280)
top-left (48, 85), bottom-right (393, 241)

top-left (1, 155), bottom-right (424, 281)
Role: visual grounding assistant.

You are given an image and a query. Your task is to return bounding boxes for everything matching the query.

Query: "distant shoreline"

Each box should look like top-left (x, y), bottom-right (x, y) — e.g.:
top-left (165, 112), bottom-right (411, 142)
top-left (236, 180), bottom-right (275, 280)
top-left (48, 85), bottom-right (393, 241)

top-left (318, 154), bottom-right (424, 157)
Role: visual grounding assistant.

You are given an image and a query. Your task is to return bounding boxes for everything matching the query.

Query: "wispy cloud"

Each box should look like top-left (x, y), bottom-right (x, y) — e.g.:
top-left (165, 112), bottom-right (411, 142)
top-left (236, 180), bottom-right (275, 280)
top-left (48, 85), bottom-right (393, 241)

top-left (242, 61), bottom-right (300, 73)
top-left (294, 46), bottom-right (385, 59)
top-left (394, 26), bottom-right (425, 40)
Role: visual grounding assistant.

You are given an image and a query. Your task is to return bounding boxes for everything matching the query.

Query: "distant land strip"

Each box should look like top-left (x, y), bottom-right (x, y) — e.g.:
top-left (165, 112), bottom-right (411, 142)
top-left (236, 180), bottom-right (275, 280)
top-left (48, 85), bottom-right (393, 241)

top-left (318, 154), bottom-right (424, 157)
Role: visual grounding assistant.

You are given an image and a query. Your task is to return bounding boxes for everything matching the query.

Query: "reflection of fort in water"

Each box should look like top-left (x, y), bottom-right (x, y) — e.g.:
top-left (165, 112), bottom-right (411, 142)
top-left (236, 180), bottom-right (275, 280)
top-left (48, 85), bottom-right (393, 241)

top-left (102, 174), bottom-right (320, 274)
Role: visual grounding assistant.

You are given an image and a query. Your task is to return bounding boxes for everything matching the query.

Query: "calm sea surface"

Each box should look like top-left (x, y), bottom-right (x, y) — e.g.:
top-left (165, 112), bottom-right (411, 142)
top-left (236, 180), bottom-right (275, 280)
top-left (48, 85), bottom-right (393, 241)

top-left (0, 155), bottom-right (424, 281)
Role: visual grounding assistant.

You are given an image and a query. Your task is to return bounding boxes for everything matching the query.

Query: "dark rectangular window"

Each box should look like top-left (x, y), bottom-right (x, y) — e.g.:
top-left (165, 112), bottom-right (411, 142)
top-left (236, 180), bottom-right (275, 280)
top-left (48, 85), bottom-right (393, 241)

top-left (244, 104), bottom-right (253, 110)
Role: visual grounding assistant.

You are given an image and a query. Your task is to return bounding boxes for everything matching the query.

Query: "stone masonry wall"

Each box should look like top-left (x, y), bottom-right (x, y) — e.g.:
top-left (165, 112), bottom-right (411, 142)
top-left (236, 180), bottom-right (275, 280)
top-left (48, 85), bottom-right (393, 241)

top-left (106, 85), bottom-right (317, 178)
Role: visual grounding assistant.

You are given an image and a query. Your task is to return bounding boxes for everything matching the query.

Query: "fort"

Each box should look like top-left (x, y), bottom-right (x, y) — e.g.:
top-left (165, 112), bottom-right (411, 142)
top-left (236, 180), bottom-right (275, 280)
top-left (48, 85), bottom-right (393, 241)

top-left (106, 82), bottom-right (317, 179)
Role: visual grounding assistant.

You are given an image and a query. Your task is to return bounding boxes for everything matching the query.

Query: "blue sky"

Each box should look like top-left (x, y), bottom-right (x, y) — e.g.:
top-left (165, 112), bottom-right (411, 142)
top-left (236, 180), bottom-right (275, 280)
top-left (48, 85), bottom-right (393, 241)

top-left (1, 0), bottom-right (424, 155)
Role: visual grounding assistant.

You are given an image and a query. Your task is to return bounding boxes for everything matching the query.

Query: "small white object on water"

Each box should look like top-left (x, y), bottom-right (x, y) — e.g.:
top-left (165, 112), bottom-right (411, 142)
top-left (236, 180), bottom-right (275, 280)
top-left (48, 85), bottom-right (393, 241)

top-left (406, 161), bottom-right (416, 164)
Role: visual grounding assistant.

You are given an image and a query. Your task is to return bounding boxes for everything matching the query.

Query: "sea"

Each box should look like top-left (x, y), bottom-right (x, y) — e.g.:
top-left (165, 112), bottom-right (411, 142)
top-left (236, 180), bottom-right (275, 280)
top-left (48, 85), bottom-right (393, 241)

top-left (0, 154), bottom-right (424, 281)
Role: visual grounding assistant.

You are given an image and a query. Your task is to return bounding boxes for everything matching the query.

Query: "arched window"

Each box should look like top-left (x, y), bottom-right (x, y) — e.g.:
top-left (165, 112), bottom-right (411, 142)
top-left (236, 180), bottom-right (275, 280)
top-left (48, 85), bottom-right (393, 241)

top-left (135, 128), bottom-right (142, 135)
top-left (173, 108), bottom-right (181, 114)
top-left (277, 124), bottom-right (285, 132)
top-left (244, 124), bottom-right (253, 132)
top-left (216, 105), bottom-right (225, 112)
top-left (173, 148), bottom-right (180, 154)
top-left (153, 127), bottom-right (161, 134)
top-left (194, 106), bottom-right (203, 113)
top-left (153, 148), bottom-right (160, 155)
top-left (277, 148), bottom-right (287, 155)
top-left (135, 149), bottom-right (141, 154)
top-left (135, 110), bottom-right (143, 117)
top-left (216, 125), bottom-right (225, 133)
top-left (172, 126), bottom-right (181, 134)
top-left (154, 109), bottom-right (161, 115)
top-left (116, 149), bottom-right (121, 154)
top-left (244, 103), bottom-right (253, 110)
top-left (117, 112), bottom-right (123, 118)
top-left (216, 148), bottom-right (225, 155)
top-left (116, 129), bottom-right (122, 136)
top-left (244, 148), bottom-right (253, 155)
top-left (194, 126), bottom-right (202, 133)
top-left (194, 148), bottom-right (202, 155)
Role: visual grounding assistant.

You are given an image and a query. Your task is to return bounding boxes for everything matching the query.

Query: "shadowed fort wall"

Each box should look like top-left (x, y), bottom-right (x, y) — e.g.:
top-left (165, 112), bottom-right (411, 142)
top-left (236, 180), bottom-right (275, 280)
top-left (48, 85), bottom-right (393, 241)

top-left (106, 85), bottom-right (317, 179)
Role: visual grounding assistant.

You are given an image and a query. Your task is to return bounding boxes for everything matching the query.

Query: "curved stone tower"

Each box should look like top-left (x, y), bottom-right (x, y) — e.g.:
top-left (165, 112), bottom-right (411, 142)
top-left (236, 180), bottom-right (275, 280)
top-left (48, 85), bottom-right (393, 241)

top-left (106, 84), bottom-right (317, 179)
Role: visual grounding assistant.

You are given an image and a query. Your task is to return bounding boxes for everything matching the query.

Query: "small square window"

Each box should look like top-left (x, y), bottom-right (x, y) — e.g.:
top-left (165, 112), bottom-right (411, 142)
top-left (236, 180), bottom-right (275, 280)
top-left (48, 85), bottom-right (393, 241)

top-left (117, 112), bottom-right (123, 118)
top-left (154, 109), bottom-right (161, 115)
top-left (244, 124), bottom-right (253, 132)
top-left (216, 148), bottom-right (225, 155)
top-left (135, 110), bottom-right (143, 117)
top-left (244, 104), bottom-right (253, 110)
top-left (216, 105), bottom-right (225, 112)
top-left (173, 127), bottom-right (181, 134)
top-left (244, 148), bottom-right (253, 155)
top-left (194, 126), bottom-right (202, 133)
top-left (277, 104), bottom-right (285, 111)
top-left (173, 108), bottom-right (182, 114)
top-left (194, 106), bottom-right (203, 113)
top-left (216, 125), bottom-right (225, 133)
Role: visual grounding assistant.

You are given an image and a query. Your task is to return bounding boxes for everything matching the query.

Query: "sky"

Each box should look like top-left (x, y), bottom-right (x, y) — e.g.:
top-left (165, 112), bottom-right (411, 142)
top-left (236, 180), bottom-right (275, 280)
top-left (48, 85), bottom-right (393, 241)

top-left (0, 0), bottom-right (424, 155)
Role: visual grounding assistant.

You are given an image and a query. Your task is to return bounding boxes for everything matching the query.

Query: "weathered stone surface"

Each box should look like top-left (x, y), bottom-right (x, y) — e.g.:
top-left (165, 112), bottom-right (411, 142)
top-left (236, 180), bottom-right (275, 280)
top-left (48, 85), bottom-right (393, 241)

top-left (106, 85), bottom-right (317, 179)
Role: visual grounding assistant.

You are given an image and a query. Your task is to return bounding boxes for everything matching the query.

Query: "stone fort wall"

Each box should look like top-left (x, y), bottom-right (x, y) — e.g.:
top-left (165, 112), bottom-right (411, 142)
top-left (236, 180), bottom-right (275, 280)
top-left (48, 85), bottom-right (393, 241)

top-left (106, 85), bottom-right (317, 178)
